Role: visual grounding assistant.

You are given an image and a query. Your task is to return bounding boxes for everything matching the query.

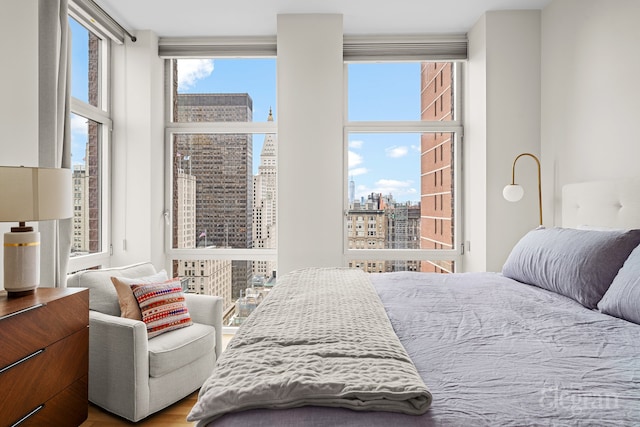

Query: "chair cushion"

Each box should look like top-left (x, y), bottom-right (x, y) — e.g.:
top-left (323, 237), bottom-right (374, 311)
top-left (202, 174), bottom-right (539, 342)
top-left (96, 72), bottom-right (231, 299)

top-left (148, 323), bottom-right (216, 378)
top-left (67, 262), bottom-right (157, 316)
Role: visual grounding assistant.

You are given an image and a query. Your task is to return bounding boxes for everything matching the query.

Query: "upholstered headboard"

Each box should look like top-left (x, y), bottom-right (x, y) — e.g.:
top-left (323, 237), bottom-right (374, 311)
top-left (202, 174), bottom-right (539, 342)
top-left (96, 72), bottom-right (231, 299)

top-left (562, 178), bottom-right (640, 229)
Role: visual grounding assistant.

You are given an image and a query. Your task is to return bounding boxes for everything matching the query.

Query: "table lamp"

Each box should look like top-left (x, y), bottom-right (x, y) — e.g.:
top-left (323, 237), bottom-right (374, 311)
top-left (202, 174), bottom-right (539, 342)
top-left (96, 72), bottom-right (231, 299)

top-left (0, 166), bottom-right (72, 296)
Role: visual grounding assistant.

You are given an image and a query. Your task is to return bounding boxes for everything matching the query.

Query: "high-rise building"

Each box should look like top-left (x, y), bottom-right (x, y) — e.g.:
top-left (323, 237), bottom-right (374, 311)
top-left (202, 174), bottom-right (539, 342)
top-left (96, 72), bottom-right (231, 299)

top-left (86, 32), bottom-right (100, 254)
top-left (420, 62), bottom-right (454, 273)
top-left (252, 110), bottom-right (277, 278)
top-left (349, 177), bottom-right (355, 204)
top-left (175, 165), bottom-right (196, 249)
top-left (71, 164), bottom-right (90, 255)
top-left (174, 92), bottom-right (253, 301)
top-left (179, 259), bottom-right (233, 309)
top-left (174, 158), bottom-right (234, 307)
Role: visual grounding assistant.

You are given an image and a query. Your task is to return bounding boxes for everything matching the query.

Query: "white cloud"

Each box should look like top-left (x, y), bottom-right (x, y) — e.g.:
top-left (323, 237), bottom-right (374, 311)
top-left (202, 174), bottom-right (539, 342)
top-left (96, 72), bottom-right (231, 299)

top-left (71, 114), bottom-right (87, 134)
top-left (348, 151), bottom-right (368, 177)
top-left (348, 150), bottom-right (364, 168)
top-left (349, 140), bottom-right (364, 149)
top-left (70, 115), bottom-right (89, 165)
top-left (355, 178), bottom-right (417, 201)
top-left (376, 179), bottom-right (413, 190)
top-left (385, 145), bottom-right (409, 158)
top-left (349, 167), bottom-right (368, 177)
top-left (177, 59), bottom-right (215, 91)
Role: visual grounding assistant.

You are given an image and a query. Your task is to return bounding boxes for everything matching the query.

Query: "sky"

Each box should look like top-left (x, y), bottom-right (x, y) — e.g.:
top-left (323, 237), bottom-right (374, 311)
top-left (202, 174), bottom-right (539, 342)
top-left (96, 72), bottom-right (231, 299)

top-left (69, 18), bottom-right (90, 169)
top-left (69, 15), bottom-right (423, 204)
top-left (347, 63), bottom-right (422, 203)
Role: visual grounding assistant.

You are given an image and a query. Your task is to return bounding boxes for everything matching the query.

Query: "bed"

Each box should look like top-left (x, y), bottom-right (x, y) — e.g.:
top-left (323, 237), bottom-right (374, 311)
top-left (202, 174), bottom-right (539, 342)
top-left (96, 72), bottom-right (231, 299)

top-left (188, 178), bottom-right (640, 426)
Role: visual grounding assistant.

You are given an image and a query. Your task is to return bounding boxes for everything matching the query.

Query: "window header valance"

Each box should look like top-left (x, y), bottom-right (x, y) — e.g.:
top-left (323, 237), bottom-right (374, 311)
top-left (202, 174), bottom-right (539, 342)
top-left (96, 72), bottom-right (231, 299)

top-left (69, 0), bottom-right (136, 44)
top-left (158, 37), bottom-right (278, 58)
top-left (343, 34), bottom-right (467, 61)
top-left (158, 34), bottom-right (467, 61)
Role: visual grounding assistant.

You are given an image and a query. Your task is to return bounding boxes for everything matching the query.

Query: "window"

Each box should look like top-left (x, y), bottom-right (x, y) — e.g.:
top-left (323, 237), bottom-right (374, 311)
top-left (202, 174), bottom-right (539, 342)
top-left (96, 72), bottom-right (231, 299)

top-left (345, 61), bottom-right (462, 274)
top-left (165, 58), bottom-right (277, 327)
top-left (67, 14), bottom-right (111, 272)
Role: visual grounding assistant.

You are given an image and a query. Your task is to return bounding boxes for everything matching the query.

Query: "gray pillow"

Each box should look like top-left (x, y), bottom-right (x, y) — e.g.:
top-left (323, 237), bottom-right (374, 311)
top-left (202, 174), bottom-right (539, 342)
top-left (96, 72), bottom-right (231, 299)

top-left (598, 245), bottom-right (640, 324)
top-left (502, 227), bottom-right (640, 309)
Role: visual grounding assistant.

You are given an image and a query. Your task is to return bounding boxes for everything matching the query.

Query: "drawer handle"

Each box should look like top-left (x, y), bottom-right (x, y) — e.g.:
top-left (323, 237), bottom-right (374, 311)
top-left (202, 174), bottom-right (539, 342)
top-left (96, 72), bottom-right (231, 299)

top-left (11, 404), bottom-right (44, 427)
top-left (0, 303), bottom-right (45, 322)
top-left (0, 349), bottom-right (45, 375)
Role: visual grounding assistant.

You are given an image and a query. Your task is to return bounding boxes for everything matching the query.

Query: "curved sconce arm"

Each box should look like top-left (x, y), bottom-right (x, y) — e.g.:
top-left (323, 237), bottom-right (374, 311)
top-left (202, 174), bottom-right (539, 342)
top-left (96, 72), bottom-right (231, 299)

top-left (503, 153), bottom-right (542, 225)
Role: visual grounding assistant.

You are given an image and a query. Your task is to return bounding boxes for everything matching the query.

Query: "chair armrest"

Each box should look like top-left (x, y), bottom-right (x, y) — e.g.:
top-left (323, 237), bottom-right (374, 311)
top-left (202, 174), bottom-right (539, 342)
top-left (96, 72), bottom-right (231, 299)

top-left (184, 294), bottom-right (224, 358)
top-left (88, 311), bottom-right (150, 421)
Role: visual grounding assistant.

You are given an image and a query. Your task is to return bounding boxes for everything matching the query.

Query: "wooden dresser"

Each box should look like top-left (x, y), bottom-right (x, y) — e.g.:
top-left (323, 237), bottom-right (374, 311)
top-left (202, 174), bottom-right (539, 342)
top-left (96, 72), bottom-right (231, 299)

top-left (0, 288), bottom-right (89, 427)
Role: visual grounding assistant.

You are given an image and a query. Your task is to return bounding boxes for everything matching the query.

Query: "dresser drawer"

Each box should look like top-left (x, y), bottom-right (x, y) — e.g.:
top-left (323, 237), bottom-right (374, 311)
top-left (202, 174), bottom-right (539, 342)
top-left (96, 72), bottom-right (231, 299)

top-left (0, 327), bottom-right (88, 427)
top-left (16, 376), bottom-right (88, 427)
top-left (0, 289), bottom-right (89, 368)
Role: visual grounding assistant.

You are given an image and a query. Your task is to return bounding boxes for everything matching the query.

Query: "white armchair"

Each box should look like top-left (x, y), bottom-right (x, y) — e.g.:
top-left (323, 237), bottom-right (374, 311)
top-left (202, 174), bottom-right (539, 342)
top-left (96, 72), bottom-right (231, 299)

top-left (67, 262), bottom-right (223, 422)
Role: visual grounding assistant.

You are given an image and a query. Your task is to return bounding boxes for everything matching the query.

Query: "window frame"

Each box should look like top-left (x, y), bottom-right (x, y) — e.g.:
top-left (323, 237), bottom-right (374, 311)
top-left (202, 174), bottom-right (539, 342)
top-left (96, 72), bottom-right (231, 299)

top-left (164, 58), bottom-right (277, 334)
top-left (67, 12), bottom-right (112, 273)
top-left (343, 61), bottom-right (464, 270)
top-left (163, 59), bottom-right (277, 265)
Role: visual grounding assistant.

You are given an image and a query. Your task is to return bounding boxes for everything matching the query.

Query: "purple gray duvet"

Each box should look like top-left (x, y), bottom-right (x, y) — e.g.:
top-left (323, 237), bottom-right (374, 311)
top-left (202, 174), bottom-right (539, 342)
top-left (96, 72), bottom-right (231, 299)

top-left (196, 269), bottom-right (640, 426)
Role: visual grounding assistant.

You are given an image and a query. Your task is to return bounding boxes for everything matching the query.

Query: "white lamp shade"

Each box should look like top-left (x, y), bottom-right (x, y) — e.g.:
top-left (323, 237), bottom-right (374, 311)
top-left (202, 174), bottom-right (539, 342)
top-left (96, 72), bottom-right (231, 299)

top-left (503, 184), bottom-right (524, 202)
top-left (0, 166), bottom-right (73, 222)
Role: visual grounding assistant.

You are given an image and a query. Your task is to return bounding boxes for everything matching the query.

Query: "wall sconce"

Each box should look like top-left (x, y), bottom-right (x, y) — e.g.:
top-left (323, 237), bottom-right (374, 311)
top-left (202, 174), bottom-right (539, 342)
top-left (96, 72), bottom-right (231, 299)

top-left (0, 166), bottom-right (72, 296)
top-left (503, 153), bottom-right (542, 225)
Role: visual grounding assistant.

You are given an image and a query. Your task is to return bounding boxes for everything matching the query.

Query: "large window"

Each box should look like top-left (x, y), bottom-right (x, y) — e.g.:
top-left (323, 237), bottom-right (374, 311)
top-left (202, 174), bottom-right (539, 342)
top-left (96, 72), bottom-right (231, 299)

top-left (165, 58), bottom-right (277, 326)
top-left (345, 61), bottom-right (462, 273)
top-left (68, 14), bottom-right (111, 272)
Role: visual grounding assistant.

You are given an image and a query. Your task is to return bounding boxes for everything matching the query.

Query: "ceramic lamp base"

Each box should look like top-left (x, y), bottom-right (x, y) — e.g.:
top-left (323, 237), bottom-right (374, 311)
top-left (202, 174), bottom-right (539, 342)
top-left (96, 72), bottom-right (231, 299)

top-left (4, 230), bottom-right (40, 294)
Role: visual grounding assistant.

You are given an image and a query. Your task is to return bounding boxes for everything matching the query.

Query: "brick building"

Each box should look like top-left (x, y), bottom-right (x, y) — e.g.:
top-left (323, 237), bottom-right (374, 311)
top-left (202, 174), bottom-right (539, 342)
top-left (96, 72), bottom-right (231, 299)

top-left (420, 62), bottom-right (454, 273)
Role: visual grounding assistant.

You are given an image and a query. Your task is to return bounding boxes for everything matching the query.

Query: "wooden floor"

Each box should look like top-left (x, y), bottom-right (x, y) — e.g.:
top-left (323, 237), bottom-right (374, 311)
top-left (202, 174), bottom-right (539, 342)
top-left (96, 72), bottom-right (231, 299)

top-left (80, 334), bottom-right (233, 426)
top-left (80, 391), bottom-right (198, 426)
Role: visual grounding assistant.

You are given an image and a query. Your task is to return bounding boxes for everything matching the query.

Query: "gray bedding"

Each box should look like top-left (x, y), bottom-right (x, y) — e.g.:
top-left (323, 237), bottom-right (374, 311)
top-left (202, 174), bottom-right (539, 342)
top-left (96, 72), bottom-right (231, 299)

top-left (202, 270), bottom-right (640, 426)
top-left (188, 268), bottom-right (431, 425)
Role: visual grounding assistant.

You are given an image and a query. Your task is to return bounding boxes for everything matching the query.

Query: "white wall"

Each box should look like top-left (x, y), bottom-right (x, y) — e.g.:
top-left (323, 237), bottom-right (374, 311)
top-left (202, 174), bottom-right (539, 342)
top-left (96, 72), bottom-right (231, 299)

top-left (541, 0), bottom-right (640, 224)
top-left (97, 1), bottom-right (640, 277)
top-left (277, 15), bottom-right (344, 275)
top-left (464, 15), bottom-right (488, 272)
top-left (464, 10), bottom-right (541, 272)
top-left (8, 2), bottom-right (636, 283)
top-left (0, 0), bottom-right (39, 289)
top-left (110, 31), bottom-right (166, 270)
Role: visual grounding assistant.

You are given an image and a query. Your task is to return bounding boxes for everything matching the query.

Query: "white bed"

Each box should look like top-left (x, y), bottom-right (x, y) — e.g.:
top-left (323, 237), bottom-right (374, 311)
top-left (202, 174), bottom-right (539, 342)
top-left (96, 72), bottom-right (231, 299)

top-left (189, 179), bottom-right (640, 427)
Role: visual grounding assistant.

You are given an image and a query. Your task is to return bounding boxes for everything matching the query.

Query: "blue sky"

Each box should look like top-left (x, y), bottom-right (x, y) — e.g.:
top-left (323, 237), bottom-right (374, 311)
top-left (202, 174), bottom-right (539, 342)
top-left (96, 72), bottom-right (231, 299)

top-left (70, 17), bottom-right (90, 168)
top-left (347, 63), bottom-right (422, 203)
top-left (69, 16), bottom-right (422, 204)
